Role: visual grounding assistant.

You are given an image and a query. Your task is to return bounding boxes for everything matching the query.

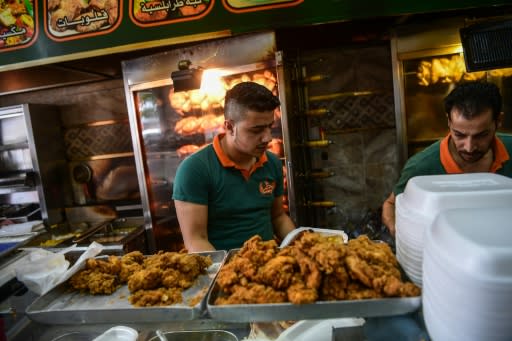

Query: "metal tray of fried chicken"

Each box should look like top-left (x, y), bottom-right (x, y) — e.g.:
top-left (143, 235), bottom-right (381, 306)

top-left (26, 250), bottom-right (226, 324)
top-left (206, 234), bottom-right (421, 322)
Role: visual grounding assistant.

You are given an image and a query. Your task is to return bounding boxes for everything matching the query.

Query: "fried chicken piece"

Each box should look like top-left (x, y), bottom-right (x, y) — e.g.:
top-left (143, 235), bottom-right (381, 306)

top-left (161, 268), bottom-right (194, 289)
top-left (286, 281), bottom-right (318, 304)
top-left (129, 287), bottom-right (183, 307)
top-left (175, 253), bottom-right (212, 278)
top-left (320, 266), bottom-right (349, 301)
top-left (345, 282), bottom-right (382, 300)
top-left (238, 235), bottom-right (279, 266)
top-left (306, 236), bottom-right (346, 274)
top-left (85, 255), bottom-right (121, 275)
top-left (215, 283), bottom-right (287, 305)
top-left (346, 235), bottom-right (421, 297)
top-left (127, 268), bottom-right (162, 292)
top-left (121, 250), bottom-right (145, 264)
top-left (216, 255), bottom-right (258, 292)
top-left (280, 247), bottom-right (322, 289)
top-left (257, 255), bottom-right (296, 290)
top-left (347, 235), bottom-right (397, 267)
top-left (119, 251), bottom-right (145, 283)
top-left (68, 269), bottom-right (93, 291)
top-left (69, 269), bottom-right (120, 294)
top-left (119, 262), bottom-right (143, 283)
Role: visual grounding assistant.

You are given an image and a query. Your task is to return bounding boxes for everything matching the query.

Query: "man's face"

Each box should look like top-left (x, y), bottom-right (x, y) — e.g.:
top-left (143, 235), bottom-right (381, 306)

top-left (230, 109), bottom-right (274, 157)
top-left (448, 108), bottom-right (497, 163)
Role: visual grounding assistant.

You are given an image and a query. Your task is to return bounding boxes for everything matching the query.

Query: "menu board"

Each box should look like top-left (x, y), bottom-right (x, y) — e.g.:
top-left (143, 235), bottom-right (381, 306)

top-left (129, 0), bottom-right (213, 27)
top-left (44, 0), bottom-right (122, 41)
top-left (0, 0), bottom-right (508, 69)
top-left (0, 0), bottom-right (37, 51)
top-left (222, 0), bottom-right (303, 13)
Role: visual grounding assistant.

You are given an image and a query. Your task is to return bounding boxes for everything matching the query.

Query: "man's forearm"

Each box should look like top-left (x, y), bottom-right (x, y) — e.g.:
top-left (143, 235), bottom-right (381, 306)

top-left (273, 213), bottom-right (296, 241)
top-left (184, 237), bottom-right (216, 253)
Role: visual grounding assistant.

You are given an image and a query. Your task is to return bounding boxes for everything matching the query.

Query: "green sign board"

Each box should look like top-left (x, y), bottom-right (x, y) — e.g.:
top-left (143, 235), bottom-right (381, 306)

top-left (0, 0), bottom-right (508, 70)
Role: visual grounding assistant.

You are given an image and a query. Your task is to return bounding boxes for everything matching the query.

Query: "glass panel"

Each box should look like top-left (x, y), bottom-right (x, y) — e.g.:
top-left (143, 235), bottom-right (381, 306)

top-left (403, 53), bottom-right (512, 157)
top-left (131, 65), bottom-right (285, 251)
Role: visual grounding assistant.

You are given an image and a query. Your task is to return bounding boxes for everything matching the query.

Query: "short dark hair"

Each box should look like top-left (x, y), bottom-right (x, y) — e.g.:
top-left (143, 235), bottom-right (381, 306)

top-left (444, 81), bottom-right (502, 121)
top-left (224, 81), bottom-right (280, 122)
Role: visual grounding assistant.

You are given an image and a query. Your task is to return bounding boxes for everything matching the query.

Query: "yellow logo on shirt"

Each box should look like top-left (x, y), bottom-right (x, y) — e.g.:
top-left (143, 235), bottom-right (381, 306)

top-left (259, 180), bottom-right (276, 195)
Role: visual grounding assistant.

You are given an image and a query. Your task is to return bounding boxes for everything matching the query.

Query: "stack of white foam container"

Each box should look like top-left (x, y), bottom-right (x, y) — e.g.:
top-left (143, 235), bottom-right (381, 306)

top-left (395, 173), bottom-right (512, 287)
top-left (423, 207), bottom-right (512, 340)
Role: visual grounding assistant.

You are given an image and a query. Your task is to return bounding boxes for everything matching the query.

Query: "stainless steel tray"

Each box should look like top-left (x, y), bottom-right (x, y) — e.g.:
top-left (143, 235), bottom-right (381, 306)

top-left (26, 250), bottom-right (226, 324)
top-left (206, 249), bottom-right (421, 322)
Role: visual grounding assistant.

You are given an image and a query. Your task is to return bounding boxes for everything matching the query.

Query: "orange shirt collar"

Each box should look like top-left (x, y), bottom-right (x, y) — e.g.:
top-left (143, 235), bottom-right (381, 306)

top-left (440, 134), bottom-right (510, 173)
top-left (213, 134), bottom-right (267, 179)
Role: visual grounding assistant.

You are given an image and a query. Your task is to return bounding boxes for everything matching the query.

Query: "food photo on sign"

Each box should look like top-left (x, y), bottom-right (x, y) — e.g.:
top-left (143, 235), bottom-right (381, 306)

top-left (45, 0), bottom-right (121, 39)
top-left (132, 0), bottom-right (211, 25)
top-left (0, 0), bottom-right (35, 49)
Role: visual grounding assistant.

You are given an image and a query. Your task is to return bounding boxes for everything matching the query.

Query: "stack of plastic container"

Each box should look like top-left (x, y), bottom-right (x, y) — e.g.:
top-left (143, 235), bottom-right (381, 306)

top-left (395, 173), bottom-right (512, 286)
top-left (423, 207), bottom-right (512, 340)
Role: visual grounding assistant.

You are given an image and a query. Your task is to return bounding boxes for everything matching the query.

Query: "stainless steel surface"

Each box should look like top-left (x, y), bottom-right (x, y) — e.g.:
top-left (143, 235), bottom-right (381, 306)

top-left (26, 320), bottom-right (250, 341)
top-left (0, 233), bottom-right (40, 258)
top-left (206, 249), bottom-right (421, 322)
top-left (156, 329), bottom-right (168, 341)
top-left (71, 220), bottom-right (111, 244)
top-left (148, 330), bottom-right (238, 341)
top-left (0, 104), bottom-right (72, 223)
top-left (26, 250), bottom-right (226, 324)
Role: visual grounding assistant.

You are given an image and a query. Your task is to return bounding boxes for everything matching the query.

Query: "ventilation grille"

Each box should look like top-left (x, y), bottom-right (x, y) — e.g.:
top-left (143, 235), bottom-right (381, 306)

top-left (460, 19), bottom-right (512, 72)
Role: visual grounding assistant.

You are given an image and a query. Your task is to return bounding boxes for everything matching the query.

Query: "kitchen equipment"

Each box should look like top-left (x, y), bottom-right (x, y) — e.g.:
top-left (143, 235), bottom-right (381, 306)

top-left (423, 207), bottom-right (512, 341)
top-left (206, 249), bottom-right (421, 322)
top-left (0, 104), bottom-right (72, 227)
top-left (26, 250), bottom-right (226, 324)
top-left (395, 172), bottom-right (512, 286)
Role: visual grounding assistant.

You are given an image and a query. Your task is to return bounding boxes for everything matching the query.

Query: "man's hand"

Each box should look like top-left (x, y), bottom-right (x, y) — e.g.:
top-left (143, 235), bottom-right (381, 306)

top-left (381, 192), bottom-right (396, 236)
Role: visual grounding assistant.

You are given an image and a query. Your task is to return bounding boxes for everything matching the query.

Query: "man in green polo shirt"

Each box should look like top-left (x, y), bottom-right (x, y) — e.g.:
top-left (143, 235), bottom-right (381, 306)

top-left (173, 81), bottom-right (296, 251)
top-left (382, 81), bottom-right (512, 236)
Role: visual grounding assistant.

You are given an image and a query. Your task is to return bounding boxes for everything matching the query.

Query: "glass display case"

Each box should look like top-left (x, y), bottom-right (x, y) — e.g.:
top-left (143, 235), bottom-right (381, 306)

top-left (122, 32), bottom-right (295, 252)
top-left (402, 52), bottom-right (512, 157)
top-left (392, 19), bottom-right (512, 162)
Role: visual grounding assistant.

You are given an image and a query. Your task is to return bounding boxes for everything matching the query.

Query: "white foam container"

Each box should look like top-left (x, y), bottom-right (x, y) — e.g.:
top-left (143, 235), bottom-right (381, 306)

top-left (395, 173), bottom-right (512, 285)
top-left (399, 173), bottom-right (512, 218)
top-left (423, 207), bottom-right (512, 341)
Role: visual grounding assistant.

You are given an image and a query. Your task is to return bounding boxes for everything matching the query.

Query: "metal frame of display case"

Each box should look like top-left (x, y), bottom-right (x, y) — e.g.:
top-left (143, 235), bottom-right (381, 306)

top-left (122, 32), bottom-right (296, 252)
top-left (390, 17), bottom-right (469, 167)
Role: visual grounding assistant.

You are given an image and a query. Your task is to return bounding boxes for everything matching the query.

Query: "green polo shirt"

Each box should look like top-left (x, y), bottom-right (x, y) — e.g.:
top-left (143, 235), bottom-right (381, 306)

top-left (393, 133), bottom-right (512, 195)
top-left (172, 135), bottom-right (283, 250)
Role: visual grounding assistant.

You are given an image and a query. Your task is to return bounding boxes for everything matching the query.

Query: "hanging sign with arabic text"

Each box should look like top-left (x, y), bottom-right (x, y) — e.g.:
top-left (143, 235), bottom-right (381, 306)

top-left (129, 0), bottom-right (213, 27)
top-left (0, 0), bottom-right (508, 70)
top-left (0, 0), bottom-right (38, 51)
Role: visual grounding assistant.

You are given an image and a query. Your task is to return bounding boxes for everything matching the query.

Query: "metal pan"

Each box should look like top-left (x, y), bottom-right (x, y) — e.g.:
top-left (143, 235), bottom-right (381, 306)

top-left (206, 249), bottom-right (421, 322)
top-left (26, 250), bottom-right (226, 324)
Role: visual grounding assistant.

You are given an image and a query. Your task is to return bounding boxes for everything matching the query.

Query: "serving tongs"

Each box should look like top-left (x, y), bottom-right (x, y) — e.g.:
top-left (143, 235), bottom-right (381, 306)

top-left (72, 220), bottom-right (113, 244)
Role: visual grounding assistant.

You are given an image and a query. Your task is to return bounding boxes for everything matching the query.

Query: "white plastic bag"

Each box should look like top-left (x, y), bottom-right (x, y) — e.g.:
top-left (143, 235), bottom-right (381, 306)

top-left (15, 241), bottom-right (104, 296)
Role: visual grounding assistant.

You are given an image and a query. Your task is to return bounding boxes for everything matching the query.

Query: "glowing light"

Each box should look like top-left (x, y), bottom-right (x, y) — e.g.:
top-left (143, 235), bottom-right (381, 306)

top-left (200, 69), bottom-right (230, 100)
